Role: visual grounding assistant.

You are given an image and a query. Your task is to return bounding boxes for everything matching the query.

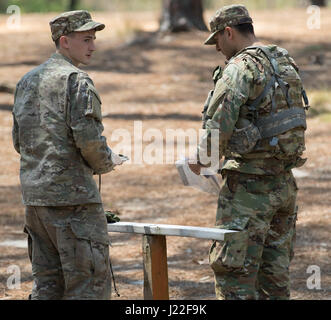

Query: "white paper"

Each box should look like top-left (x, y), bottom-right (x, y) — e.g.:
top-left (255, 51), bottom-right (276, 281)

top-left (175, 158), bottom-right (221, 195)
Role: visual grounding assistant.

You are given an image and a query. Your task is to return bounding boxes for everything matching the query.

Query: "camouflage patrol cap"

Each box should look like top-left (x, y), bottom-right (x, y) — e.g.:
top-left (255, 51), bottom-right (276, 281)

top-left (50, 10), bottom-right (105, 42)
top-left (204, 4), bottom-right (252, 45)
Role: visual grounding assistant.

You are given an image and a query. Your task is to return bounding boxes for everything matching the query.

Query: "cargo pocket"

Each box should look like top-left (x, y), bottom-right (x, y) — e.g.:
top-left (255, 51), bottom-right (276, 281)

top-left (227, 122), bottom-right (261, 155)
top-left (245, 176), bottom-right (275, 194)
top-left (85, 84), bottom-right (103, 122)
top-left (69, 220), bottom-right (110, 277)
top-left (209, 219), bottom-right (249, 275)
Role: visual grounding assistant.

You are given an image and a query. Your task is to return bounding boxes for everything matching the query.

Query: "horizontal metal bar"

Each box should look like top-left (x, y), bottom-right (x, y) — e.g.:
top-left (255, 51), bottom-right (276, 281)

top-left (108, 222), bottom-right (238, 241)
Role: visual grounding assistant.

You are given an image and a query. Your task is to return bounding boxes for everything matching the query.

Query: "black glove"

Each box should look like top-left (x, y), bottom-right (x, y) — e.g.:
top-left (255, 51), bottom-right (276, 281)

top-left (105, 210), bottom-right (121, 223)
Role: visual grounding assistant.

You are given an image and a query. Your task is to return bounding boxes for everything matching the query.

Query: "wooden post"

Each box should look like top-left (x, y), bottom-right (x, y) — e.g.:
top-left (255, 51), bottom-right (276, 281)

top-left (142, 235), bottom-right (169, 300)
top-left (108, 222), bottom-right (239, 300)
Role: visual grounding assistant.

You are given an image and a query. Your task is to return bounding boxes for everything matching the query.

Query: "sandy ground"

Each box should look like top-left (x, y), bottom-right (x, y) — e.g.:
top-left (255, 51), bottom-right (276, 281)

top-left (0, 8), bottom-right (330, 300)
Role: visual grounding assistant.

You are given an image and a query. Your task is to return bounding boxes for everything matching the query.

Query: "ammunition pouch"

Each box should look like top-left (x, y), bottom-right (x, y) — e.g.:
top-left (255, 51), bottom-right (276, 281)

top-left (228, 122), bottom-right (262, 154)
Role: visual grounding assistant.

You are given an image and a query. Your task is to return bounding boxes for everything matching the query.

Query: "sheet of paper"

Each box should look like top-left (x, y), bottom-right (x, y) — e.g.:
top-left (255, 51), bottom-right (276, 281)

top-left (175, 158), bottom-right (221, 196)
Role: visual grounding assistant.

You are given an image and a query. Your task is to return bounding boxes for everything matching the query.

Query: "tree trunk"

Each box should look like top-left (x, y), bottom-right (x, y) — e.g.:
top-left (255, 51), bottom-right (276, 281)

top-left (68, 0), bottom-right (79, 11)
top-left (310, 0), bottom-right (326, 6)
top-left (159, 0), bottom-right (208, 32)
top-left (0, 82), bottom-right (15, 94)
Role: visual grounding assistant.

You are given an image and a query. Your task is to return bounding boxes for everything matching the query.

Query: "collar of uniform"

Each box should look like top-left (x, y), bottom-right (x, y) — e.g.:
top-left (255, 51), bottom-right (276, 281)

top-left (226, 46), bottom-right (250, 64)
top-left (50, 52), bottom-right (75, 66)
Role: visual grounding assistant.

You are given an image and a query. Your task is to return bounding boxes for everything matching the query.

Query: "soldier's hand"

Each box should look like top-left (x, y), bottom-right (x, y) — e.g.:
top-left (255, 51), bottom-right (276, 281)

top-left (188, 161), bottom-right (202, 175)
top-left (105, 210), bottom-right (121, 223)
top-left (111, 152), bottom-right (128, 166)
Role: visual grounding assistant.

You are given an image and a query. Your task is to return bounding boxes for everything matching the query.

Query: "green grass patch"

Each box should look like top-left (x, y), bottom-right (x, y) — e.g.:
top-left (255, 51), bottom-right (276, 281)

top-left (298, 44), bottom-right (328, 56)
top-left (306, 90), bottom-right (331, 118)
top-left (319, 113), bottom-right (331, 122)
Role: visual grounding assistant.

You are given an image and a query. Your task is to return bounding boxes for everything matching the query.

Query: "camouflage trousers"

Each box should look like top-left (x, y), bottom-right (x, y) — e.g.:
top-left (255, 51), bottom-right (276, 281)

top-left (24, 204), bottom-right (112, 300)
top-left (209, 170), bottom-right (298, 300)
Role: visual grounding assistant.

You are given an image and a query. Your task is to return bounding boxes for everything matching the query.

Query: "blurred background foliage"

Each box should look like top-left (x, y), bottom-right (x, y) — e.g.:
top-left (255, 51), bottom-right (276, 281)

top-left (0, 0), bottom-right (330, 116)
top-left (0, 0), bottom-right (330, 13)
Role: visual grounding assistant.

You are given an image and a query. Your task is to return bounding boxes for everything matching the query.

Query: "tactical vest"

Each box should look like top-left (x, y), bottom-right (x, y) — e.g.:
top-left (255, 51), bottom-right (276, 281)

top-left (204, 46), bottom-right (308, 167)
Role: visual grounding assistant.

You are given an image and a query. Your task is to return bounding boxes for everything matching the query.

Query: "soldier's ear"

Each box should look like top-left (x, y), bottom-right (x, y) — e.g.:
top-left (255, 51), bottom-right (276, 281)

top-left (224, 27), bottom-right (233, 40)
top-left (59, 35), bottom-right (70, 49)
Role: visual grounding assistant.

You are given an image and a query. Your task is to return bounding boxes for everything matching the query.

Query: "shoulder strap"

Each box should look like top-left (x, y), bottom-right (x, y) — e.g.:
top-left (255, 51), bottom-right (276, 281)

top-left (212, 66), bottom-right (223, 84)
top-left (241, 46), bottom-right (308, 139)
top-left (244, 46), bottom-right (294, 112)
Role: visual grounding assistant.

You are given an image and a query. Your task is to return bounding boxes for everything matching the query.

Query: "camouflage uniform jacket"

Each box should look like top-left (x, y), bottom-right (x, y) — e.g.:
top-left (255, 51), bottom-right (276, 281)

top-left (199, 44), bottom-right (306, 175)
top-left (12, 53), bottom-right (114, 206)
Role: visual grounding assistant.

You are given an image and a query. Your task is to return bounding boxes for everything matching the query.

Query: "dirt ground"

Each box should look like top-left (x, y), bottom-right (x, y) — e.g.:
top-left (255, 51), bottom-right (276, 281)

top-left (0, 8), bottom-right (330, 300)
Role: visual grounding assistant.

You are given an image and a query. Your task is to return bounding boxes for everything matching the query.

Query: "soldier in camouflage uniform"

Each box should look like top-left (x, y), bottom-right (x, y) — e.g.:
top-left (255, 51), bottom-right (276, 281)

top-left (189, 5), bottom-right (308, 300)
top-left (12, 10), bottom-right (125, 300)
